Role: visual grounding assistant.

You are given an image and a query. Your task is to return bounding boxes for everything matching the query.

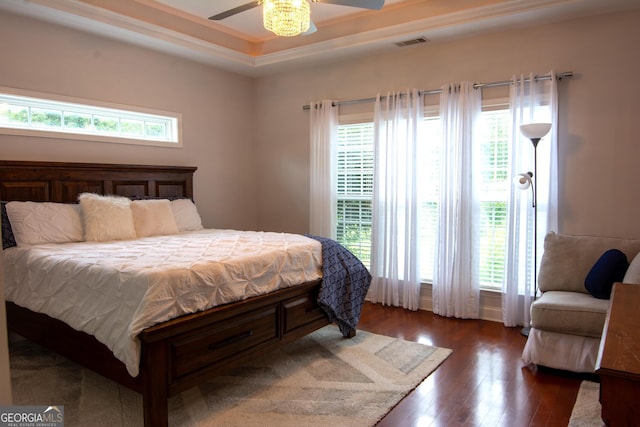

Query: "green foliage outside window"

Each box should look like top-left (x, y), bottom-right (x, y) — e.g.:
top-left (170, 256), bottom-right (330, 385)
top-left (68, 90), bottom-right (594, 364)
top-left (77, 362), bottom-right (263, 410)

top-left (64, 112), bottom-right (91, 130)
top-left (337, 199), bottom-right (372, 268)
top-left (145, 122), bottom-right (166, 137)
top-left (0, 106), bottom-right (28, 125)
top-left (31, 109), bottom-right (61, 127)
top-left (93, 115), bottom-right (119, 132)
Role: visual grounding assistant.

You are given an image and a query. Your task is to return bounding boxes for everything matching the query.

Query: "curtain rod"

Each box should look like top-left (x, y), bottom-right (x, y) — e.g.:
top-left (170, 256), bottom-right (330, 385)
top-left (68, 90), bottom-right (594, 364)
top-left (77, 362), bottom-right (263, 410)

top-left (302, 71), bottom-right (574, 111)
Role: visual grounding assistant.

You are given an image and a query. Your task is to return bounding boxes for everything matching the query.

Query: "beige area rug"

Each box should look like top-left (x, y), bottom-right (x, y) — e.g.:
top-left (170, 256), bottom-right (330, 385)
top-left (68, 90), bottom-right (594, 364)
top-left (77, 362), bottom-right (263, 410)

top-left (9, 325), bottom-right (452, 427)
top-left (568, 381), bottom-right (604, 427)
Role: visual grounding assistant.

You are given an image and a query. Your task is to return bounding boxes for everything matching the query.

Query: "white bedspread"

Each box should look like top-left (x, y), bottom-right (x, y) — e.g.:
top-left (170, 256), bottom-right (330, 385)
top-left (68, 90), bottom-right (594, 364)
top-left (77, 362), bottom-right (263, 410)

top-left (4, 229), bottom-right (322, 376)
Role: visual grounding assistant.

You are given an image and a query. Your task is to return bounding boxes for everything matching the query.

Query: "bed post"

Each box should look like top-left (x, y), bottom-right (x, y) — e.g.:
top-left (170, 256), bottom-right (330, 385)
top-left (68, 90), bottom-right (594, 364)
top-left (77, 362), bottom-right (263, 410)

top-left (140, 340), bottom-right (169, 427)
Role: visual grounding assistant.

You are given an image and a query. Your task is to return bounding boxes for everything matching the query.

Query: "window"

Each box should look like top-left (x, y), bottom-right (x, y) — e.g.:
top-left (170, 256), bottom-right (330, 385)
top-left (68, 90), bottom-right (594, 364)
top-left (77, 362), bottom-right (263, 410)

top-left (336, 106), bottom-right (510, 291)
top-left (337, 122), bottom-right (374, 267)
top-left (476, 109), bottom-right (510, 290)
top-left (0, 87), bottom-right (181, 147)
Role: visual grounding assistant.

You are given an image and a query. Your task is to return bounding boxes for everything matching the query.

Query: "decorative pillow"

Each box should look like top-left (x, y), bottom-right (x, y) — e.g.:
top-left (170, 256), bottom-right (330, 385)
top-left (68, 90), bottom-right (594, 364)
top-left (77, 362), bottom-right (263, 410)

top-left (171, 199), bottom-right (204, 231)
top-left (5, 201), bottom-right (83, 246)
top-left (1, 201), bottom-right (17, 249)
top-left (623, 252), bottom-right (640, 284)
top-left (584, 249), bottom-right (629, 299)
top-left (78, 193), bottom-right (137, 242)
top-left (131, 199), bottom-right (179, 237)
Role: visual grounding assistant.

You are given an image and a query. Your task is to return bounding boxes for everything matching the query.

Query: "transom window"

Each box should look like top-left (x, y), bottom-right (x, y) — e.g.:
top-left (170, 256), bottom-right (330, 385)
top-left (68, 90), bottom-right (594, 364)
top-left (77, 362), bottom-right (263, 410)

top-left (0, 87), bottom-right (181, 147)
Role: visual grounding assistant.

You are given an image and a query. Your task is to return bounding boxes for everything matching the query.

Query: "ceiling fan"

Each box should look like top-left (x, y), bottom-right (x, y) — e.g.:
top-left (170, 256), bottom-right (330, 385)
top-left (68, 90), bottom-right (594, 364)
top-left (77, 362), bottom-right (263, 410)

top-left (209, 0), bottom-right (385, 37)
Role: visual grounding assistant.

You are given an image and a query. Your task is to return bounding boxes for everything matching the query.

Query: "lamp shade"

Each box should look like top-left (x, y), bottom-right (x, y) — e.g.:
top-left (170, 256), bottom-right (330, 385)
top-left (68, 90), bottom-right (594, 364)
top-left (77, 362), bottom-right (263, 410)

top-left (520, 123), bottom-right (551, 140)
top-left (514, 172), bottom-right (533, 189)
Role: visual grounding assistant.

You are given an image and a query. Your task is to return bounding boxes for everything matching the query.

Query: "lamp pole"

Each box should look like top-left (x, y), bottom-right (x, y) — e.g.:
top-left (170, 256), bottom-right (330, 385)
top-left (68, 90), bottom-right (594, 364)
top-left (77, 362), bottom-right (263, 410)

top-left (518, 123), bottom-right (551, 337)
top-left (519, 139), bottom-right (538, 338)
top-left (531, 137), bottom-right (539, 300)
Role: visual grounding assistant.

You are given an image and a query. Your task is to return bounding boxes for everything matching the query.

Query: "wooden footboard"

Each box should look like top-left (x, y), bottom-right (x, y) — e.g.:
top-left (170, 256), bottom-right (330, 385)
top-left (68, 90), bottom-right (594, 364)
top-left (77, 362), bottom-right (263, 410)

top-left (139, 279), bottom-right (328, 425)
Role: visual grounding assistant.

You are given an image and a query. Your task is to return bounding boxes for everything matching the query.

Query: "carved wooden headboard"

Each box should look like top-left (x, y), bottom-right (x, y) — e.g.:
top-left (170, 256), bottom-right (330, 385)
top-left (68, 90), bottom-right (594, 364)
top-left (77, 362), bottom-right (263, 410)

top-left (0, 161), bottom-right (197, 203)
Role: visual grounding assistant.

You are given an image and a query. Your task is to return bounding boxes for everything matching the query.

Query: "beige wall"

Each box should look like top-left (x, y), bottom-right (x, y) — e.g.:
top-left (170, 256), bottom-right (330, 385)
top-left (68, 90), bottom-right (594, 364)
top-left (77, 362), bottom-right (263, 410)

top-left (254, 9), bottom-right (640, 239)
top-left (0, 11), bottom-right (258, 231)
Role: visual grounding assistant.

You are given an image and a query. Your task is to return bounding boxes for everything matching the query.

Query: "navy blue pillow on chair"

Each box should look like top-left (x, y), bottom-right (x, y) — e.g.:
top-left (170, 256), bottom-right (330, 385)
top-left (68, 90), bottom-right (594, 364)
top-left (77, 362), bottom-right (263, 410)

top-left (585, 249), bottom-right (629, 299)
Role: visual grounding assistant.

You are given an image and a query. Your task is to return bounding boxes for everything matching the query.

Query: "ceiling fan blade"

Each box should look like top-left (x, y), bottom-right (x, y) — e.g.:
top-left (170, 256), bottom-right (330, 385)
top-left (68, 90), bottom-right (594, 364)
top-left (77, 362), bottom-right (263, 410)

top-left (209, 2), bottom-right (258, 20)
top-left (303, 20), bottom-right (318, 35)
top-left (319, 0), bottom-right (384, 10)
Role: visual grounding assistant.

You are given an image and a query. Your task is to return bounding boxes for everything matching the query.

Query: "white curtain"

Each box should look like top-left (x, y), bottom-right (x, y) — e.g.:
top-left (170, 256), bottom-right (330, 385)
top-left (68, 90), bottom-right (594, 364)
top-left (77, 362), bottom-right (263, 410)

top-left (432, 82), bottom-right (482, 319)
top-left (502, 72), bottom-right (558, 327)
top-left (309, 100), bottom-right (338, 239)
top-left (367, 89), bottom-right (423, 310)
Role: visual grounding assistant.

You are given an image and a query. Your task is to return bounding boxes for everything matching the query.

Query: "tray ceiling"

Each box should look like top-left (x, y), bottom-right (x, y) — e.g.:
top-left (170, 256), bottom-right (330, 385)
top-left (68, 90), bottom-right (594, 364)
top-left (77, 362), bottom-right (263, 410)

top-left (1, 0), bottom-right (639, 76)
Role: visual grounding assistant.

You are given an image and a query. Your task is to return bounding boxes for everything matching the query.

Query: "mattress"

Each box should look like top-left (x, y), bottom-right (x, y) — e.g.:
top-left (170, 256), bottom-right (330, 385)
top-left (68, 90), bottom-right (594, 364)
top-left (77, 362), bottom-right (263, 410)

top-left (4, 229), bottom-right (322, 376)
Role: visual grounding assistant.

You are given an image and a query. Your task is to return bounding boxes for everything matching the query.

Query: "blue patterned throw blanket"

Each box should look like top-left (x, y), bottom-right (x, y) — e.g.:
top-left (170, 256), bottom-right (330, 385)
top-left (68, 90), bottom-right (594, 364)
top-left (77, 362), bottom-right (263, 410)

top-left (305, 234), bottom-right (372, 338)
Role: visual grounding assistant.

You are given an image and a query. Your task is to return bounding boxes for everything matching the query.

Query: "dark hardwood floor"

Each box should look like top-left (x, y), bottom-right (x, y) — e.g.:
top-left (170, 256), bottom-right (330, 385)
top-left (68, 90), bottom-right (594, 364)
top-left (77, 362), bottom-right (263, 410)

top-left (357, 302), bottom-right (594, 427)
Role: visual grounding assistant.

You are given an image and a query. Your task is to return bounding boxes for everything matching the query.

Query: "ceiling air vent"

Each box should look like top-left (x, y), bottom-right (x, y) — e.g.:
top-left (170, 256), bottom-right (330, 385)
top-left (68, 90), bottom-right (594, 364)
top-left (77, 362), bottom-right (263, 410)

top-left (394, 37), bottom-right (429, 47)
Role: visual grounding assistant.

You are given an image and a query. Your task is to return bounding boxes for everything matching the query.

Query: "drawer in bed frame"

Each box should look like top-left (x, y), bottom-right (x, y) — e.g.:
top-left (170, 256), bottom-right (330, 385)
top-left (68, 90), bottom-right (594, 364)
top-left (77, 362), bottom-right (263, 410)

top-left (169, 305), bottom-right (279, 379)
top-left (282, 286), bottom-right (327, 334)
top-left (167, 285), bottom-right (327, 383)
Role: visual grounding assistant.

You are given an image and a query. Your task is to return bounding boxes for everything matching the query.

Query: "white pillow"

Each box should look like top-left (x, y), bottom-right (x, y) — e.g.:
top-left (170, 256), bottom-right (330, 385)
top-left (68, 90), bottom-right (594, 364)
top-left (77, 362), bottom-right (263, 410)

top-left (78, 193), bottom-right (137, 242)
top-left (623, 252), bottom-right (640, 284)
top-left (6, 201), bottom-right (83, 246)
top-left (170, 199), bottom-right (204, 231)
top-left (131, 199), bottom-right (179, 237)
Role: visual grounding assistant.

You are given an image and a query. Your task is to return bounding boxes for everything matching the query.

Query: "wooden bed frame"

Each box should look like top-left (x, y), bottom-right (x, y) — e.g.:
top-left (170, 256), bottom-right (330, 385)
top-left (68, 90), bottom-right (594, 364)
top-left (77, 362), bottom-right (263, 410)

top-left (0, 160), bottom-right (330, 426)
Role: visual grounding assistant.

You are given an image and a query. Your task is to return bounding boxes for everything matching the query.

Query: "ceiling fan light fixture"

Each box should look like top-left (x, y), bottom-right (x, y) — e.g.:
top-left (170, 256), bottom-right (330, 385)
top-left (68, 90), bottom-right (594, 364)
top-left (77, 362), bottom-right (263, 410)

top-left (260, 0), bottom-right (311, 37)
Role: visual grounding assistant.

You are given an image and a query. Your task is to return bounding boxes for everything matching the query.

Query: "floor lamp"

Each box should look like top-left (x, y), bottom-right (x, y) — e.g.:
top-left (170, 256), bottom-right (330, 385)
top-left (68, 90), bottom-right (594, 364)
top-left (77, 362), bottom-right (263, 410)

top-left (517, 122), bottom-right (551, 337)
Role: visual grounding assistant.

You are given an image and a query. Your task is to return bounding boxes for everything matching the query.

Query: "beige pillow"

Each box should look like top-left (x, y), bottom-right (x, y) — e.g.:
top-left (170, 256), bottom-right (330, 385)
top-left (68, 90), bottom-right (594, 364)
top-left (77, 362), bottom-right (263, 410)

top-left (170, 199), bottom-right (204, 231)
top-left (623, 253), bottom-right (640, 284)
top-left (78, 193), bottom-right (137, 242)
top-left (131, 199), bottom-right (179, 237)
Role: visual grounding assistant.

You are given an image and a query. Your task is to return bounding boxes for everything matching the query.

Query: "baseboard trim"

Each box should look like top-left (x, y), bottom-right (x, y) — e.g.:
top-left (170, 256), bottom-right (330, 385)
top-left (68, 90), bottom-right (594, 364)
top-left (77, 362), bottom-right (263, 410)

top-left (418, 283), bottom-right (503, 323)
top-left (366, 283), bottom-right (505, 323)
